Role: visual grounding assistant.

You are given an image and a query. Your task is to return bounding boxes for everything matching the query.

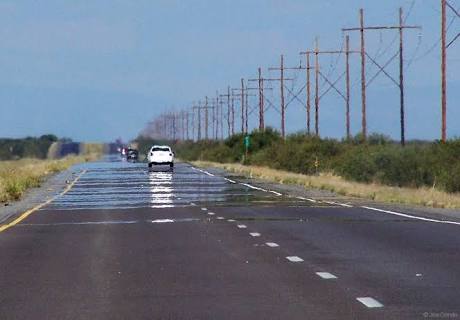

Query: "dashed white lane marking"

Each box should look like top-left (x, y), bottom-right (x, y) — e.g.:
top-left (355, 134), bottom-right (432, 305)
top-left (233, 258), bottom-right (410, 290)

top-left (286, 256), bottom-right (304, 262)
top-left (190, 202), bottom-right (196, 206)
top-left (207, 212), bottom-right (215, 216)
top-left (269, 190), bottom-right (283, 196)
top-left (316, 272), bottom-right (338, 279)
top-left (266, 242), bottom-right (279, 247)
top-left (224, 177), bottom-right (236, 183)
top-left (227, 219), bottom-right (236, 222)
top-left (356, 297), bottom-right (384, 308)
top-left (362, 206), bottom-right (460, 226)
top-left (151, 219), bottom-right (174, 223)
top-left (201, 208), bottom-right (208, 211)
top-left (217, 216), bottom-right (224, 220)
top-left (237, 224), bottom-right (247, 229)
top-left (241, 183), bottom-right (267, 192)
top-left (249, 232), bottom-right (261, 237)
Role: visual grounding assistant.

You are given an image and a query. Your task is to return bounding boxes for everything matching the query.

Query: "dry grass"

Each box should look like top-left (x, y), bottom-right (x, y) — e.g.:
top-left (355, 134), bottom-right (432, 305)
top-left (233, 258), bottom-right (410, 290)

top-left (191, 160), bottom-right (460, 209)
top-left (0, 155), bottom-right (95, 203)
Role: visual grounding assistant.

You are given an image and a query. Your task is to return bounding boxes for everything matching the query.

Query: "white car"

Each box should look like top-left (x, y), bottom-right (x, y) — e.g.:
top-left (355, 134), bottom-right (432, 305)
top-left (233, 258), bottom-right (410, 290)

top-left (147, 145), bottom-right (174, 168)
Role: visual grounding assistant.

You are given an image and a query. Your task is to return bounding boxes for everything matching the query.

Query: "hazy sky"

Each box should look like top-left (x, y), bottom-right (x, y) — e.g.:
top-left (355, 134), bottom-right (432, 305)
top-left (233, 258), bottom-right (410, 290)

top-left (0, 0), bottom-right (458, 142)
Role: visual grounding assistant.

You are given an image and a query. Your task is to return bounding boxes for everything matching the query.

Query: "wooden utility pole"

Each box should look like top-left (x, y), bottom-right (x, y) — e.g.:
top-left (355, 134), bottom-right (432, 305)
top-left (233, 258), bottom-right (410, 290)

top-left (301, 37), bottom-right (359, 137)
top-left (267, 55), bottom-right (294, 138)
top-left (345, 35), bottom-right (351, 140)
top-left (205, 97), bottom-right (209, 140)
top-left (258, 68), bottom-right (265, 130)
top-left (192, 104), bottom-right (202, 141)
top-left (306, 53), bottom-right (312, 134)
top-left (441, 0), bottom-right (447, 142)
top-left (219, 87), bottom-right (232, 137)
top-left (248, 68), bottom-right (275, 131)
top-left (314, 39), bottom-right (320, 136)
top-left (343, 8), bottom-right (420, 145)
top-left (241, 79), bottom-right (245, 133)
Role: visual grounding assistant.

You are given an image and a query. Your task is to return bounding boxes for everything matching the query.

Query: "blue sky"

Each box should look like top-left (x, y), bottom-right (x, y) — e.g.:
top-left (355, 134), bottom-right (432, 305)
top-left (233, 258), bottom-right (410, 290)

top-left (0, 0), bottom-right (458, 142)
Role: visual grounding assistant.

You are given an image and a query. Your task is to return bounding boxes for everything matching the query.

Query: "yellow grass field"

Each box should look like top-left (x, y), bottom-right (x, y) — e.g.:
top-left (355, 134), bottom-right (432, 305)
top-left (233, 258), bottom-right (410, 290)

top-left (191, 161), bottom-right (460, 209)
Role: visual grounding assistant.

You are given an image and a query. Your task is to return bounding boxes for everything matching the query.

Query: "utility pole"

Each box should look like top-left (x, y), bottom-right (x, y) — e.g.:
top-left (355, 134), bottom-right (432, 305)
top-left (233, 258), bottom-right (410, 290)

top-left (241, 79), bottom-right (245, 133)
top-left (343, 8), bottom-right (420, 145)
top-left (441, 0), bottom-right (447, 142)
top-left (440, 0), bottom-right (460, 142)
top-left (314, 40), bottom-right (320, 136)
top-left (345, 36), bottom-right (351, 140)
top-left (232, 84), bottom-right (256, 134)
top-left (267, 55), bottom-right (294, 138)
top-left (219, 87), bottom-right (232, 137)
top-left (258, 67), bottom-right (264, 130)
top-left (248, 68), bottom-right (275, 131)
top-left (205, 97), bottom-right (209, 140)
top-left (301, 36), bottom-right (359, 139)
top-left (192, 104), bottom-right (202, 141)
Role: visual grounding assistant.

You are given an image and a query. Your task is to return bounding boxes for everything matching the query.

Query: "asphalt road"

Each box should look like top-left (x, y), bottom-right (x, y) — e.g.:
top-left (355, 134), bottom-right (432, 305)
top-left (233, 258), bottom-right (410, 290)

top-left (1, 156), bottom-right (460, 319)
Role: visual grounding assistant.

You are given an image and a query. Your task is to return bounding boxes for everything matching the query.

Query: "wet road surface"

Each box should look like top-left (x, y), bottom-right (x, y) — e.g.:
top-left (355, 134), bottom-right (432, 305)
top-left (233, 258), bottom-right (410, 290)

top-left (1, 156), bottom-right (460, 319)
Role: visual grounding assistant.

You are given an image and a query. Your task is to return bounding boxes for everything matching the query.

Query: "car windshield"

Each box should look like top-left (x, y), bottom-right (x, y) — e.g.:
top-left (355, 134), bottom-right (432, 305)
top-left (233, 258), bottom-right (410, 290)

top-left (152, 147), bottom-right (170, 152)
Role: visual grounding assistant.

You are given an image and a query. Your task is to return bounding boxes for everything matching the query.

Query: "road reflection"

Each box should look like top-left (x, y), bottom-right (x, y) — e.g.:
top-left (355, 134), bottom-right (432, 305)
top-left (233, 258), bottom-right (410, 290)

top-left (148, 169), bottom-right (174, 208)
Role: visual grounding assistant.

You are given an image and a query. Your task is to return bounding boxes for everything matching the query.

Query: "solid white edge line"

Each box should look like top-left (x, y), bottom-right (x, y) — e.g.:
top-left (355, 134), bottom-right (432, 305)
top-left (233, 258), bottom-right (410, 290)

top-left (361, 206), bottom-right (460, 226)
top-left (265, 242), bottom-right (279, 247)
top-left (224, 178), bottom-right (236, 184)
top-left (356, 297), bottom-right (384, 308)
top-left (269, 190), bottom-right (282, 196)
top-left (240, 183), bottom-right (267, 192)
top-left (286, 256), bottom-right (304, 262)
top-left (316, 272), bottom-right (338, 279)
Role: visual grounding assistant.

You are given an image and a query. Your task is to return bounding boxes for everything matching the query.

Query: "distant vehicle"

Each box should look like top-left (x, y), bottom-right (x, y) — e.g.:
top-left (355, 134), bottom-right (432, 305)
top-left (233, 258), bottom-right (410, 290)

top-left (147, 145), bottom-right (174, 168)
top-left (121, 147), bottom-right (127, 157)
top-left (127, 149), bottom-right (139, 161)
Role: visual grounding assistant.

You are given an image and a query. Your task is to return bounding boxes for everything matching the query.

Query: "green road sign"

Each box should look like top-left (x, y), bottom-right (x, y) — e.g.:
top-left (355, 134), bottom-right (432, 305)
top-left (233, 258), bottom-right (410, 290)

top-left (244, 135), bottom-right (250, 148)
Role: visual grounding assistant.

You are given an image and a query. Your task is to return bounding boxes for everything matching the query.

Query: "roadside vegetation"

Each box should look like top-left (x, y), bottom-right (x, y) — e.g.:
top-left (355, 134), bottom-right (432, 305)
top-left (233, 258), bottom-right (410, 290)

top-left (0, 155), bottom-right (97, 203)
top-left (137, 129), bottom-right (460, 208)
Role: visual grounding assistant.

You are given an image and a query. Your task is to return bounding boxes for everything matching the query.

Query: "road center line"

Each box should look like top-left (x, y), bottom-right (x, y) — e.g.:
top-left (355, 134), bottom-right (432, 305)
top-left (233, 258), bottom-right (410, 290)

top-left (286, 256), bottom-right (304, 262)
top-left (356, 297), bottom-right (384, 308)
top-left (361, 206), bottom-right (460, 226)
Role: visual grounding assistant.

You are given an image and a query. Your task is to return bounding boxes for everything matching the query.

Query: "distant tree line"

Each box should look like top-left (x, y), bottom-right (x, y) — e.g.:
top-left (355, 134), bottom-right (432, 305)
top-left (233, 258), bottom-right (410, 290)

top-left (0, 134), bottom-right (60, 160)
